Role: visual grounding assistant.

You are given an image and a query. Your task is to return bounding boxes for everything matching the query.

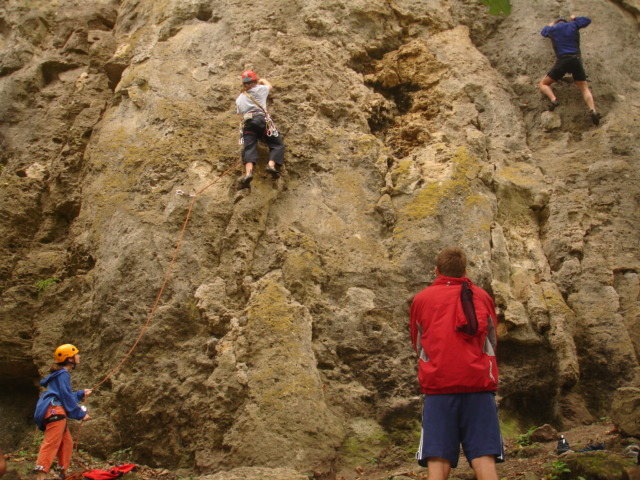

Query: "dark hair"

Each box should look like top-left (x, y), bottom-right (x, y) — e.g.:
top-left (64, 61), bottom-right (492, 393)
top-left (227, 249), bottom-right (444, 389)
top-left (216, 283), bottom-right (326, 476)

top-left (240, 81), bottom-right (257, 92)
top-left (436, 247), bottom-right (467, 277)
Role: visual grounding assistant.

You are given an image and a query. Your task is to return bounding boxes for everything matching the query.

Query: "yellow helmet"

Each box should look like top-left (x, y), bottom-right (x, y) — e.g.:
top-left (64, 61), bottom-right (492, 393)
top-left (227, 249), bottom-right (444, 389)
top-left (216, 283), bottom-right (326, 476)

top-left (53, 344), bottom-right (79, 363)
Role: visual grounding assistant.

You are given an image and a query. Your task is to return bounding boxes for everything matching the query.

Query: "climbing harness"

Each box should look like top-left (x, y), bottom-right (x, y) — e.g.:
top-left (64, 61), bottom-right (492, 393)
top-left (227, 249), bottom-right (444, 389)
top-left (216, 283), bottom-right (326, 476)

top-left (242, 91), bottom-right (279, 137)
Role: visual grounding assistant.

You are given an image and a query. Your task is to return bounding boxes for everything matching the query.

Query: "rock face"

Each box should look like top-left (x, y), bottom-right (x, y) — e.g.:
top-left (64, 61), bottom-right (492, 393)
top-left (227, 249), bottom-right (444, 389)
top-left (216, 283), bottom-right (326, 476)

top-left (1, 0), bottom-right (639, 476)
top-left (611, 387), bottom-right (640, 437)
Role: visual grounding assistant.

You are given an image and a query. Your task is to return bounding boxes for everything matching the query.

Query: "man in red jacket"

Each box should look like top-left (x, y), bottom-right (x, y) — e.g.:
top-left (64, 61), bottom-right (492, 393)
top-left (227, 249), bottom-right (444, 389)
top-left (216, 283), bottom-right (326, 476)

top-left (409, 247), bottom-right (503, 480)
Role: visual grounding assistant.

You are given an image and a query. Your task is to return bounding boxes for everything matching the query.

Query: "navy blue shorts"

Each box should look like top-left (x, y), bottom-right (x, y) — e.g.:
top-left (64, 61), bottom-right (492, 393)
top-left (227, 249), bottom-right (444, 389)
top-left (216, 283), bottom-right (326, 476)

top-left (416, 392), bottom-right (504, 468)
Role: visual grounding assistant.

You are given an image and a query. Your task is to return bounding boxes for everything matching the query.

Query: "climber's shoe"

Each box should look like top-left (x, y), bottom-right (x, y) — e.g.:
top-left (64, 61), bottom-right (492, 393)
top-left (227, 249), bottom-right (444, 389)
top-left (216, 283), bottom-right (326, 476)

top-left (266, 165), bottom-right (280, 179)
top-left (590, 110), bottom-right (601, 126)
top-left (548, 100), bottom-right (560, 111)
top-left (238, 174), bottom-right (253, 189)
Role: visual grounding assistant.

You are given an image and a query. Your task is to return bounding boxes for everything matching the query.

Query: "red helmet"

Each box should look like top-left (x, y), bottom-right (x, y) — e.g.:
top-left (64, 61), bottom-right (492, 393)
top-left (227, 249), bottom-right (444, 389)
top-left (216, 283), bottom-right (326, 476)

top-left (241, 70), bottom-right (259, 83)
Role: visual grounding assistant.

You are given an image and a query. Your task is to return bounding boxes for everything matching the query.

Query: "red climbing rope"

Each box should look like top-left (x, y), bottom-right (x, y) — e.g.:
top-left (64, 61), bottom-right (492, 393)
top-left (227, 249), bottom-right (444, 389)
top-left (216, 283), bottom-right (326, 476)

top-left (91, 163), bottom-right (237, 390)
top-left (69, 163), bottom-right (239, 469)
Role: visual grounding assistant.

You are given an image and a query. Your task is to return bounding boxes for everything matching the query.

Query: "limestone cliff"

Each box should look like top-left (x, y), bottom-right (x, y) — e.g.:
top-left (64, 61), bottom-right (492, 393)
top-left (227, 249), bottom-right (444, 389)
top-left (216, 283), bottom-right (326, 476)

top-left (1, 0), bottom-right (639, 477)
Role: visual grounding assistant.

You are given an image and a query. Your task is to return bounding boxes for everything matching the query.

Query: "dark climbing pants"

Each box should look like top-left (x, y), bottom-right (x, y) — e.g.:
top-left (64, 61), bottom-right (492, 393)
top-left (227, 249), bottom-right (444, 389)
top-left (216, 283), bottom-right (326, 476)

top-left (241, 115), bottom-right (285, 165)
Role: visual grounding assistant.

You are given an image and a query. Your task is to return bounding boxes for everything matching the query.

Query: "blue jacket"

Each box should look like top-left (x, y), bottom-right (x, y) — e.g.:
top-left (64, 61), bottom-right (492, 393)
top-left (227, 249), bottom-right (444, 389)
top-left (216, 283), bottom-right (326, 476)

top-left (541, 17), bottom-right (591, 57)
top-left (33, 369), bottom-right (86, 431)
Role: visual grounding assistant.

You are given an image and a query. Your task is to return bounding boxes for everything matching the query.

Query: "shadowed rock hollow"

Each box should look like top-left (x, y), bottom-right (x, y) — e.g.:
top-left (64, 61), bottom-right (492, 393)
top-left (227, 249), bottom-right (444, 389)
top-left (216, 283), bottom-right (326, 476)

top-left (1, 0), bottom-right (639, 477)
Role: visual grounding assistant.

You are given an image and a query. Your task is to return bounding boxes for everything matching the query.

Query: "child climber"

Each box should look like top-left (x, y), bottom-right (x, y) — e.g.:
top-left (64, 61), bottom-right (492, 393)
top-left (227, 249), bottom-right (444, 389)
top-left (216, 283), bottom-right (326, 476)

top-left (235, 69), bottom-right (285, 189)
top-left (33, 344), bottom-right (91, 480)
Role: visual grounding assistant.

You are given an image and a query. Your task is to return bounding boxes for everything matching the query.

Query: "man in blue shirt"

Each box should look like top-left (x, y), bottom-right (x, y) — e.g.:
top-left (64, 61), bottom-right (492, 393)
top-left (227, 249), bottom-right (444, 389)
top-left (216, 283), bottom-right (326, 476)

top-left (538, 16), bottom-right (601, 125)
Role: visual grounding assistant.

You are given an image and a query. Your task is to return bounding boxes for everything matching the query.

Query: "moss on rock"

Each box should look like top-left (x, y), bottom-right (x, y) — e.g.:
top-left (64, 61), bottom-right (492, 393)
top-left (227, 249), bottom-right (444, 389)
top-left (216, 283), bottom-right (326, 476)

top-left (558, 451), bottom-right (634, 480)
top-left (339, 418), bottom-right (390, 468)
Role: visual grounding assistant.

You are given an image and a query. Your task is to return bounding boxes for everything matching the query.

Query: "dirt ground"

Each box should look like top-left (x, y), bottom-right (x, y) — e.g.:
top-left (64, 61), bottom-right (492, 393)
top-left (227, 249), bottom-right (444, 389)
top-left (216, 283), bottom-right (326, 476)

top-left (335, 422), bottom-right (633, 480)
top-left (2, 422), bottom-right (637, 480)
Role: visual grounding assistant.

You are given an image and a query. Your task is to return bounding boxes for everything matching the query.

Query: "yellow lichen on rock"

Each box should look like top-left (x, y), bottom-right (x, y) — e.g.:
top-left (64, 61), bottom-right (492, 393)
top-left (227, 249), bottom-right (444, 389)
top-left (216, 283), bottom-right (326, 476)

top-left (400, 147), bottom-right (480, 219)
top-left (247, 280), bottom-right (297, 334)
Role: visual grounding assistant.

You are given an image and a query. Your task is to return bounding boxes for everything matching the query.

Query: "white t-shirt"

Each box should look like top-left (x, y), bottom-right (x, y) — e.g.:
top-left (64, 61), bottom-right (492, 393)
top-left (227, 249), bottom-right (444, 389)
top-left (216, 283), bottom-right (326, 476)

top-left (235, 84), bottom-right (269, 114)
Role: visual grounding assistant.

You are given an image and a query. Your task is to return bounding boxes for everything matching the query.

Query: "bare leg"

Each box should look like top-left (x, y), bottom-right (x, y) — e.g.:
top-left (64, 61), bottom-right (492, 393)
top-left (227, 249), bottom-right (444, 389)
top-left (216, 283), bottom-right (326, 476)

top-left (470, 455), bottom-right (499, 480)
top-left (244, 162), bottom-right (254, 177)
top-left (538, 75), bottom-right (557, 102)
top-left (427, 457), bottom-right (452, 480)
top-left (574, 80), bottom-right (596, 111)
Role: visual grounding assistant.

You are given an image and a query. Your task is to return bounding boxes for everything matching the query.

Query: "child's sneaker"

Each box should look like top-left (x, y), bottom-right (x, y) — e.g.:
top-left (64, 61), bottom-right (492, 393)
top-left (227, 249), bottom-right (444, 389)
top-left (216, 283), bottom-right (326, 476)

top-left (238, 174), bottom-right (253, 189)
top-left (265, 166), bottom-right (280, 179)
top-left (590, 110), bottom-right (601, 125)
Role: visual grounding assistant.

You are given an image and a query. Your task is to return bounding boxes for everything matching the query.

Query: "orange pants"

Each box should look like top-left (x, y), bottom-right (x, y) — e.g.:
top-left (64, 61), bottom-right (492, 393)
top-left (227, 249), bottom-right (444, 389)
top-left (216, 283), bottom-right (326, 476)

top-left (36, 406), bottom-right (73, 472)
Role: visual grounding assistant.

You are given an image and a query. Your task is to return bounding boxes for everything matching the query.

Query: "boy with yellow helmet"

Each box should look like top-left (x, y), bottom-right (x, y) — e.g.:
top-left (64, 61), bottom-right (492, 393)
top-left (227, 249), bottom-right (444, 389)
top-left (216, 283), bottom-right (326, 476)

top-left (33, 344), bottom-right (92, 480)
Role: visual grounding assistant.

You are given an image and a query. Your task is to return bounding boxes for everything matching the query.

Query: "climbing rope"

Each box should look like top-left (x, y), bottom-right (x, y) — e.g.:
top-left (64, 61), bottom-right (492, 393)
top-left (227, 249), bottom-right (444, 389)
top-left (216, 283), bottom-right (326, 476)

top-left (69, 162), bottom-right (238, 466)
top-left (91, 162), bottom-right (237, 391)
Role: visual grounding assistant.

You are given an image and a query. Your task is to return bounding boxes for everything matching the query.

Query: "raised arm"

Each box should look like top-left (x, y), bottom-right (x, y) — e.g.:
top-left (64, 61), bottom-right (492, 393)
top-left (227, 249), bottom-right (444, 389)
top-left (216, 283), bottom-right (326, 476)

top-left (541, 24), bottom-right (554, 37)
top-left (571, 16), bottom-right (591, 28)
top-left (258, 78), bottom-right (272, 91)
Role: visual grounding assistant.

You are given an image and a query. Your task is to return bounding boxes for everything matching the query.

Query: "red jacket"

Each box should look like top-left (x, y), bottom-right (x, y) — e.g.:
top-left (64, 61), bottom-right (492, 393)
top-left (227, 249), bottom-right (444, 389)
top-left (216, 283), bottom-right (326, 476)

top-left (410, 275), bottom-right (498, 395)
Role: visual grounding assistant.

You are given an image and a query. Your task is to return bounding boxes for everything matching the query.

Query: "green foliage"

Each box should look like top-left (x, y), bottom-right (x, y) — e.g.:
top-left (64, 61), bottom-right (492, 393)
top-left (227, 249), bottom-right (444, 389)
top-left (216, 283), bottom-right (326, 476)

top-left (108, 446), bottom-right (133, 463)
top-left (481, 0), bottom-right (512, 15)
top-left (34, 277), bottom-right (59, 293)
top-left (545, 460), bottom-right (571, 480)
top-left (515, 425), bottom-right (537, 447)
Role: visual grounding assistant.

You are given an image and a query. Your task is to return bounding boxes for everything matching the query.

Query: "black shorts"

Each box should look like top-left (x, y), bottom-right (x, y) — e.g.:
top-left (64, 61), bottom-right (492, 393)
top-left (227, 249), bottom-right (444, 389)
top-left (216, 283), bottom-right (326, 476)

top-left (547, 55), bottom-right (587, 81)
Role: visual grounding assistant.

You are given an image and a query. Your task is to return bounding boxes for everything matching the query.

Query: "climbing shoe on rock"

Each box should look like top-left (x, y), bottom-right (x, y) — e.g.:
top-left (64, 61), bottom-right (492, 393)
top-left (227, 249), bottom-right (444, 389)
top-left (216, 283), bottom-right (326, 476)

top-left (548, 100), bottom-right (560, 111)
top-left (265, 166), bottom-right (280, 179)
top-left (590, 110), bottom-right (601, 125)
top-left (238, 174), bottom-right (253, 189)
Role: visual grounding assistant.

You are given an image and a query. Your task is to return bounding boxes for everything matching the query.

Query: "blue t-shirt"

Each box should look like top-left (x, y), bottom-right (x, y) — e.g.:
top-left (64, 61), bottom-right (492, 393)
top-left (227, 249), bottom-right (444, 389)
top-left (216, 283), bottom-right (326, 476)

top-left (541, 17), bottom-right (591, 57)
